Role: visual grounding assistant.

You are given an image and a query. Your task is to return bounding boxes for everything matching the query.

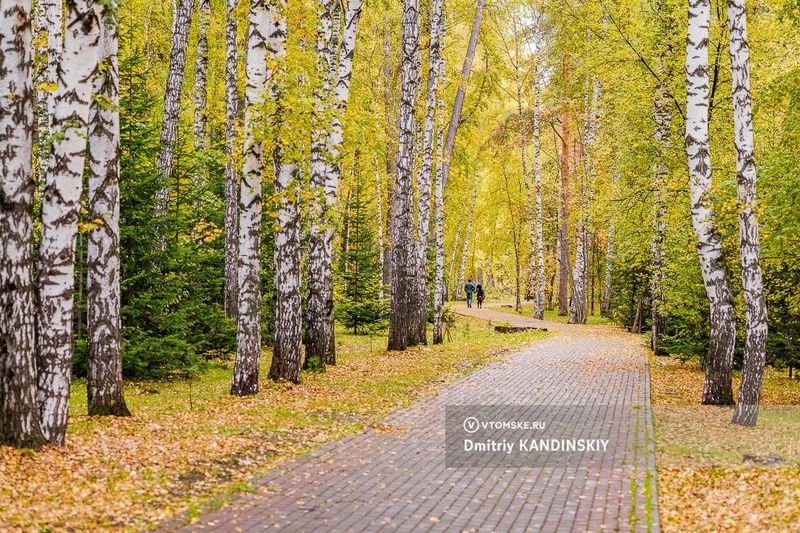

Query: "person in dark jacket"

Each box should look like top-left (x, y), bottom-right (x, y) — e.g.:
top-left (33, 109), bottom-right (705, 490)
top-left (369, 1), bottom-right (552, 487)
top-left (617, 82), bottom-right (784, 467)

top-left (476, 284), bottom-right (485, 308)
top-left (464, 279), bottom-right (476, 308)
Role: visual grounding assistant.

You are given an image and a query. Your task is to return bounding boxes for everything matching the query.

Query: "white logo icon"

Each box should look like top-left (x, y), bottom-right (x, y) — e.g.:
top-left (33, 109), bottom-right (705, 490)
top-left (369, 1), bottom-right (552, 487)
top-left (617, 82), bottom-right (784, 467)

top-left (463, 417), bottom-right (480, 433)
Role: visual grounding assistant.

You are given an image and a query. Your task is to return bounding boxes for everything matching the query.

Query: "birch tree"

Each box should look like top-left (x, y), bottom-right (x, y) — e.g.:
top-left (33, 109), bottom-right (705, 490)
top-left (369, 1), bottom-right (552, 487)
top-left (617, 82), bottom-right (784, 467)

top-left (224, 0), bottom-right (240, 318)
top-left (268, 0), bottom-right (303, 382)
top-left (601, 173), bottom-right (617, 315)
top-left (193, 0), bottom-right (211, 158)
top-left (558, 90), bottom-right (570, 316)
top-left (306, 0), bottom-right (336, 370)
top-left (533, 66), bottom-right (545, 319)
top-left (36, 0), bottom-right (100, 445)
top-left (153, 0), bottom-right (194, 222)
top-left (307, 0), bottom-right (364, 366)
top-left (0, 0), bottom-right (47, 449)
top-left (651, 0), bottom-right (675, 355)
top-left (33, 0), bottom-right (62, 169)
top-left (86, 1), bottom-right (130, 417)
top-left (728, 0), bottom-right (768, 426)
top-left (388, 0), bottom-right (421, 351)
top-left (457, 170), bottom-right (479, 299)
top-left (231, 0), bottom-right (272, 396)
top-left (685, 0), bottom-right (736, 406)
top-left (433, 11), bottom-right (447, 344)
top-left (441, 0), bottom-right (486, 190)
top-left (410, 0), bottom-right (443, 345)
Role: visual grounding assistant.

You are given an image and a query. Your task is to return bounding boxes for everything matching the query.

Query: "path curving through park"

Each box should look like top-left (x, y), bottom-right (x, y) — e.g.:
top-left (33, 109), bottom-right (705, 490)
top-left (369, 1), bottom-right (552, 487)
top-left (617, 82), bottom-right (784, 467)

top-left (164, 304), bottom-right (659, 532)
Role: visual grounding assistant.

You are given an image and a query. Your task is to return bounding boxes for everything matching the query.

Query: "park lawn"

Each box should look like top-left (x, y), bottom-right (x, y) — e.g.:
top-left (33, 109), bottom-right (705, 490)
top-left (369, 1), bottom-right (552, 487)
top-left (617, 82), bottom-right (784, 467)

top-left (489, 303), bottom-right (613, 326)
top-left (650, 355), bottom-right (800, 532)
top-left (0, 315), bottom-right (550, 532)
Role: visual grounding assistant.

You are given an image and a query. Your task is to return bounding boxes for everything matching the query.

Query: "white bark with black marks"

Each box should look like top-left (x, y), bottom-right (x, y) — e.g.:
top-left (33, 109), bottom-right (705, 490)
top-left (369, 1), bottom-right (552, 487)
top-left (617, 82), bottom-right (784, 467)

top-left (267, 0), bottom-right (302, 382)
top-left (388, 0), bottom-right (421, 351)
top-left (728, 0), bottom-right (768, 426)
top-left (87, 2), bottom-right (130, 417)
top-left (533, 68), bottom-right (545, 320)
top-left (224, 0), bottom-right (240, 318)
top-left (153, 0), bottom-right (194, 222)
top-left (0, 0), bottom-right (47, 448)
top-left (433, 13), bottom-right (446, 344)
top-left (410, 0), bottom-right (443, 345)
top-left (193, 0), bottom-right (210, 154)
top-left (231, 0), bottom-right (272, 396)
top-left (306, 0), bottom-right (336, 369)
top-left (685, 0), bottom-right (736, 405)
top-left (37, 0), bottom-right (100, 445)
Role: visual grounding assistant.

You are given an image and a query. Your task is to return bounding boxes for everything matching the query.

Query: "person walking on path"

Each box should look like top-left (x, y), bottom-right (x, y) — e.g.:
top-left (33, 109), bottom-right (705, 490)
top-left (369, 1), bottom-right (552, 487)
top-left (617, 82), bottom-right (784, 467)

top-left (476, 284), bottom-right (485, 308)
top-left (464, 279), bottom-right (476, 308)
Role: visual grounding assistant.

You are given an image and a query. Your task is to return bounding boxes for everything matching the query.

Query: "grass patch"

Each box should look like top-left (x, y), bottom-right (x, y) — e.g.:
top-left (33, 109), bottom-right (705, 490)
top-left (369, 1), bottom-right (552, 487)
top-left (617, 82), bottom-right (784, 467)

top-left (0, 315), bottom-right (550, 532)
top-left (650, 353), bottom-right (800, 532)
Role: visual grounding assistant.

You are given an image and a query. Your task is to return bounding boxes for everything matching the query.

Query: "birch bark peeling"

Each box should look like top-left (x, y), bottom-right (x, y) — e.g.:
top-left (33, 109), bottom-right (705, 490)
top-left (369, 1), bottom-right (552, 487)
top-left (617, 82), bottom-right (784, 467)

top-left (685, 0), bottom-right (736, 406)
top-left (0, 0), bottom-right (47, 448)
top-left (533, 67), bottom-right (545, 320)
top-left (37, 0), bottom-right (100, 445)
top-left (87, 2), bottom-right (130, 417)
top-left (728, 0), bottom-right (768, 426)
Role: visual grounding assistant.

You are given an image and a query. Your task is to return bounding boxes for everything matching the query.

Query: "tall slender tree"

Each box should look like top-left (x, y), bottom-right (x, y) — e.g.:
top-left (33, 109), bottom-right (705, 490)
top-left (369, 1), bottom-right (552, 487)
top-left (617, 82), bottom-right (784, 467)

top-left (685, 0), bottom-right (736, 405)
top-left (410, 0), bottom-right (443, 345)
top-left (231, 0), bottom-right (272, 396)
top-left (269, 0), bottom-right (303, 382)
top-left (224, 0), bottom-right (240, 318)
top-left (0, 0), bottom-right (47, 449)
top-left (728, 0), bottom-right (768, 426)
top-left (433, 8), bottom-right (447, 344)
top-left (557, 78), bottom-right (570, 316)
top-left (33, 0), bottom-right (63, 172)
top-left (86, 1), bottom-right (130, 417)
top-left (457, 170), bottom-right (479, 299)
top-left (388, 0), bottom-right (421, 351)
top-left (441, 0), bottom-right (486, 191)
top-left (153, 0), bottom-right (194, 222)
top-left (37, 0), bottom-right (100, 445)
top-left (193, 0), bottom-right (211, 160)
top-left (532, 64), bottom-right (545, 319)
top-left (306, 0), bottom-right (336, 370)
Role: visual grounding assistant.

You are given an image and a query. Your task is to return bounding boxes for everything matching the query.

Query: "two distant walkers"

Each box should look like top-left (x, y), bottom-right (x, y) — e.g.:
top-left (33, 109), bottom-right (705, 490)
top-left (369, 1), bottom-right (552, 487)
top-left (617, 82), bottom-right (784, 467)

top-left (463, 280), bottom-right (485, 309)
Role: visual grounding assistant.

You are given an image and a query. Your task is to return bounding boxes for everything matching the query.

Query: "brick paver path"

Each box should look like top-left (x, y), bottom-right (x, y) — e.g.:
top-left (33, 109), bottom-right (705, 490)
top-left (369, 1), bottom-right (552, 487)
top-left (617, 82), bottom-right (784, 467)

top-left (164, 305), bottom-right (659, 532)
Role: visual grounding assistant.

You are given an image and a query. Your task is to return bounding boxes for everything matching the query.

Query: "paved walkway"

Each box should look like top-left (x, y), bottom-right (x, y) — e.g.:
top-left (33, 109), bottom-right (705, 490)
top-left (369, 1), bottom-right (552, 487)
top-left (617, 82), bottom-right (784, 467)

top-left (164, 305), bottom-right (658, 532)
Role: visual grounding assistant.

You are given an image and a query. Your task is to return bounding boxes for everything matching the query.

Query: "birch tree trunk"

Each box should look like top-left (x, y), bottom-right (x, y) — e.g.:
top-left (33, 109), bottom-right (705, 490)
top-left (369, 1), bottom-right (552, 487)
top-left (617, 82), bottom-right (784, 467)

top-left (268, 0), bottom-right (303, 382)
top-left (193, 0), bottom-right (210, 156)
top-left (728, 0), bottom-right (768, 427)
top-left (651, 1), bottom-right (674, 355)
top-left (223, 0), bottom-right (240, 318)
top-left (433, 14), bottom-right (447, 344)
top-left (0, 0), bottom-right (47, 449)
top-left (87, 2), bottom-right (130, 417)
top-left (306, 0), bottom-right (336, 370)
top-left (685, 0), bottom-right (736, 406)
top-left (388, 0), bottom-right (421, 351)
top-left (307, 0), bottom-right (363, 366)
top-left (376, 158), bottom-right (385, 300)
top-left (34, 0), bottom-right (63, 173)
top-left (447, 219), bottom-right (462, 300)
top-left (558, 96), bottom-right (570, 316)
top-left (36, 0), bottom-right (100, 445)
top-left (410, 0), bottom-right (443, 345)
top-left (441, 0), bottom-right (485, 191)
top-left (601, 173), bottom-right (617, 315)
top-left (512, 25), bottom-right (537, 319)
top-left (153, 0), bottom-right (194, 222)
top-left (457, 171), bottom-right (479, 300)
top-left (231, 0), bottom-right (272, 396)
top-left (533, 67), bottom-right (545, 319)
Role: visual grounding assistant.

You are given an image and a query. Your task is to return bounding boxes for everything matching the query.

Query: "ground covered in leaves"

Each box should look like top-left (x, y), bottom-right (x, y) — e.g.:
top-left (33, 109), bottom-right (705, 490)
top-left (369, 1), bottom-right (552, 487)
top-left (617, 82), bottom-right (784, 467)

top-left (650, 355), bottom-right (800, 532)
top-left (0, 315), bottom-right (549, 532)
